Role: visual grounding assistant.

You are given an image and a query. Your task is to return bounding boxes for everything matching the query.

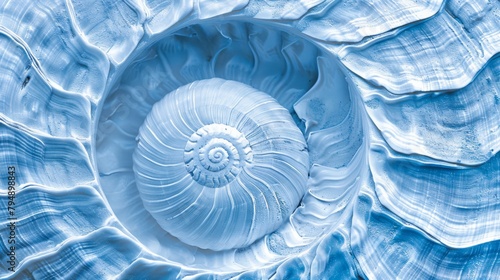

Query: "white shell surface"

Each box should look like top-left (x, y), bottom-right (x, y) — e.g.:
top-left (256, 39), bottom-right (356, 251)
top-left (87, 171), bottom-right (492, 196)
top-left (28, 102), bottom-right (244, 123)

top-left (133, 78), bottom-right (309, 250)
top-left (0, 0), bottom-right (499, 279)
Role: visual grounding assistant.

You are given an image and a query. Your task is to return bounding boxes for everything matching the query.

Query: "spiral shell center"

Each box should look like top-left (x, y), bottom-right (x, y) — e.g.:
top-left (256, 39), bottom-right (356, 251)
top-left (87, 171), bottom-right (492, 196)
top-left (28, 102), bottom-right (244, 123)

top-left (184, 124), bottom-right (252, 188)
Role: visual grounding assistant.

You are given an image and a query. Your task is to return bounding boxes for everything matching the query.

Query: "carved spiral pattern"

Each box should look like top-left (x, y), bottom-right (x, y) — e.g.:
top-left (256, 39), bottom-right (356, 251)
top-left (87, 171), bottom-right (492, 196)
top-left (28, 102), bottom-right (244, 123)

top-left (184, 124), bottom-right (252, 188)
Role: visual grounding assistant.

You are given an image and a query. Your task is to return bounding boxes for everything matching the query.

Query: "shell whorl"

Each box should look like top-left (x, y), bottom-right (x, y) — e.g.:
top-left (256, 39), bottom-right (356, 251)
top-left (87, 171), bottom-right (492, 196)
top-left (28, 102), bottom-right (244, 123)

top-left (184, 123), bottom-right (252, 188)
top-left (133, 78), bottom-right (309, 250)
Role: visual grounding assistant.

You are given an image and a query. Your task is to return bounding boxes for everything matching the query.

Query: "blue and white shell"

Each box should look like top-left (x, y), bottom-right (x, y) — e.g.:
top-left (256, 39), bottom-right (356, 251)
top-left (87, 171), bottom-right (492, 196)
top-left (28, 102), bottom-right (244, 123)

top-left (0, 0), bottom-right (499, 279)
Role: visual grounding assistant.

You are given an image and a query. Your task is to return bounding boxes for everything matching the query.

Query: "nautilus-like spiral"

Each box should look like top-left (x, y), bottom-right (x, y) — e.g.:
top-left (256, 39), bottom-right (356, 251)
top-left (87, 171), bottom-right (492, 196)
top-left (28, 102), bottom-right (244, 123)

top-left (184, 123), bottom-right (251, 188)
top-left (0, 0), bottom-right (499, 279)
top-left (133, 78), bottom-right (309, 250)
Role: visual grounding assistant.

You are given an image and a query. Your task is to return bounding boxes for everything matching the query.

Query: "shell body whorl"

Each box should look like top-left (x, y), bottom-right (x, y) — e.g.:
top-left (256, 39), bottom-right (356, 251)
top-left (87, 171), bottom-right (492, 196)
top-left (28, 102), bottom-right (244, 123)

top-left (133, 78), bottom-right (309, 250)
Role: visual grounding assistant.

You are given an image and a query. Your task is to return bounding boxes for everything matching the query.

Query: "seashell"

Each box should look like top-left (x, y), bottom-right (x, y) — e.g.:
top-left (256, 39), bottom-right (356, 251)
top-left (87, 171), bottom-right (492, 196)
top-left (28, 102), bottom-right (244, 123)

top-left (133, 78), bottom-right (309, 250)
top-left (92, 20), bottom-right (363, 272)
top-left (0, 0), bottom-right (499, 278)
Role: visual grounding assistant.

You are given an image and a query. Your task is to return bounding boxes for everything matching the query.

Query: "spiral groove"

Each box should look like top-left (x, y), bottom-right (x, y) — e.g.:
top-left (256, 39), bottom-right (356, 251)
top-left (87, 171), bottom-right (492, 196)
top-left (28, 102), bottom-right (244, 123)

top-left (184, 124), bottom-right (252, 188)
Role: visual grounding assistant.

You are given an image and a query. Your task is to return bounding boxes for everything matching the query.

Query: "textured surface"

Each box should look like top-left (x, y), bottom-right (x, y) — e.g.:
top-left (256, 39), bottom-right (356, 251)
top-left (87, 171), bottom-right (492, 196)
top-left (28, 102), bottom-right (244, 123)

top-left (0, 0), bottom-right (499, 279)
